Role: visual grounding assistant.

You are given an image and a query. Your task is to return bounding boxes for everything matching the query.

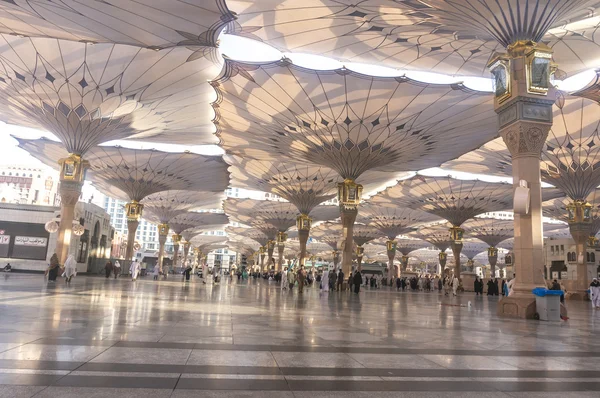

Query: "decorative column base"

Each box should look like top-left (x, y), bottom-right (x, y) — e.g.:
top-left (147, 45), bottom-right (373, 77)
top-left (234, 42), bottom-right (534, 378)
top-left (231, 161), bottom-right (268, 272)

top-left (497, 296), bottom-right (568, 319)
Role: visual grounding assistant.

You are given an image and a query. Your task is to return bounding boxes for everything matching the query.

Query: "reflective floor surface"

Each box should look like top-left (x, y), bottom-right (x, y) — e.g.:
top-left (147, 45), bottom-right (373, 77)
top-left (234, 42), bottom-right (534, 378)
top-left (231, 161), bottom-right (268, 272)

top-left (0, 273), bottom-right (599, 397)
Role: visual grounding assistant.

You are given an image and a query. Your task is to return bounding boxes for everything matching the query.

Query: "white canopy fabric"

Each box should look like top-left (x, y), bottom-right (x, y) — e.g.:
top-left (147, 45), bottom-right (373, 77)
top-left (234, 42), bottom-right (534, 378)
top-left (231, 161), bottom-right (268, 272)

top-left (228, 0), bottom-right (600, 77)
top-left (213, 58), bottom-right (497, 180)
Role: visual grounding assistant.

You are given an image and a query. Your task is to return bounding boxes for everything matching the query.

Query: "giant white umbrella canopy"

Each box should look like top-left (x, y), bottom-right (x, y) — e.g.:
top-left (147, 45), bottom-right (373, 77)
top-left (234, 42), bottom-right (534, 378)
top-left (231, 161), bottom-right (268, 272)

top-left (2, 34), bottom-right (223, 262)
top-left (212, 57), bottom-right (497, 279)
top-left (351, 224), bottom-right (385, 271)
top-left (0, 0), bottom-right (235, 51)
top-left (359, 200), bottom-right (442, 282)
top-left (444, 96), bottom-right (600, 201)
top-left (310, 221), bottom-right (344, 270)
top-left (168, 212), bottom-right (229, 268)
top-left (227, 0), bottom-right (599, 77)
top-left (16, 138), bottom-right (230, 261)
top-left (224, 198), bottom-right (339, 271)
top-left (142, 190), bottom-right (225, 271)
top-left (375, 175), bottom-right (564, 278)
top-left (0, 36), bottom-right (222, 151)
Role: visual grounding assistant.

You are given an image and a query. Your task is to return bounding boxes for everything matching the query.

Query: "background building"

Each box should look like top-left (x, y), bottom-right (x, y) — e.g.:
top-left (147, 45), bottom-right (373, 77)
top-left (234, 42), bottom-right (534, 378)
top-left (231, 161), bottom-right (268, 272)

top-left (0, 165), bottom-right (59, 206)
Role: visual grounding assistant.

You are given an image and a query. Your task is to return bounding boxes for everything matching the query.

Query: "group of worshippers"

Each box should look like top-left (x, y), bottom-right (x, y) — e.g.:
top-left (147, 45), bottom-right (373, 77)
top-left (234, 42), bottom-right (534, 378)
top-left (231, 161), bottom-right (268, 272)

top-left (364, 274), bottom-right (383, 289)
top-left (319, 268), bottom-right (363, 294)
top-left (442, 276), bottom-right (460, 296)
top-left (282, 265), bottom-right (308, 293)
top-left (103, 260), bottom-right (122, 279)
top-left (45, 253), bottom-right (78, 284)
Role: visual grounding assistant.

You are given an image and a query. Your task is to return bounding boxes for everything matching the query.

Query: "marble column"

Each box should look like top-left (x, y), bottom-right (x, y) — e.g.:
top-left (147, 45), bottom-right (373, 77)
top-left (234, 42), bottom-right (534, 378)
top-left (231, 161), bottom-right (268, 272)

top-left (341, 207), bottom-right (357, 278)
top-left (356, 246), bottom-right (364, 271)
top-left (449, 226), bottom-right (464, 278)
top-left (439, 252), bottom-right (447, 275)
top-left (172, 234), bottom-right (182, 269)
top-left (492, 42), bottom-right (556, 318)
top-left (333, 250), bottom-right (340, 271)
top-left (277, 231), bottom-right (287, 272)
top-left (400, 255), bottom-right (409, 272)
top-left (55, 181), bottom-right (82, 264)
top-left (488, 247), bottom-right (498, 277)
top-left (569, 219), bottom-right (591, 300)
top-left (386, 240), bottom-right (397, 284)
top-left (157, 224), bottom-right (169, 272)
top-left (55, 154), bottom-right (87, 264)
top-left (183, 242), bottom-right (191, 266)
top-left (260, 247), bottom-right (266, 271)
top-left (267, 241), bottom-right (275, 270)
top-left (125, 220), bottom-right (139, 261)
top-left (298, 228), bottom-right (310, 267)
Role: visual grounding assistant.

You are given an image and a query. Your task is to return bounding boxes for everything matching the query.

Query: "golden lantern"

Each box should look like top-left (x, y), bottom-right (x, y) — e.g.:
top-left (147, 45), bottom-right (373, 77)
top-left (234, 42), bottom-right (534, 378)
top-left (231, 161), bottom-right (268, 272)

top-left (58, 154), bottom-right (88, 183)
top-left (386, 240), bottom-right (397, 252)
top-left (296, 214), bottom-right (312, 230)
top-left (125, 201), bottom-right (144, 222)
top-left (158, 223), bottom-right (169, 236)
top-left (172, 234), bottom-right (182, 244)
top-left (337, 179), bottom-right (363, 210)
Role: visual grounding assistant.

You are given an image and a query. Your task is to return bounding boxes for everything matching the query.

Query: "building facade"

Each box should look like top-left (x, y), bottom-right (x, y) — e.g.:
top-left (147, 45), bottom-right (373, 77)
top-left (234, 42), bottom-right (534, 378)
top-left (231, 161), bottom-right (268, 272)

top-left (0, 201), bottom-right (113, 272)
top-left (0, 165), bottom-right (59, 206)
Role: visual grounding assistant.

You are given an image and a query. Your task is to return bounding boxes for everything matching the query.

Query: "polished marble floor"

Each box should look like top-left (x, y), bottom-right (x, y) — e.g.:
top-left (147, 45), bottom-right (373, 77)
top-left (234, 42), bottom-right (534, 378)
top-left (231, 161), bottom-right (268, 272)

top-left (0, 273), bottom-right (599, 397)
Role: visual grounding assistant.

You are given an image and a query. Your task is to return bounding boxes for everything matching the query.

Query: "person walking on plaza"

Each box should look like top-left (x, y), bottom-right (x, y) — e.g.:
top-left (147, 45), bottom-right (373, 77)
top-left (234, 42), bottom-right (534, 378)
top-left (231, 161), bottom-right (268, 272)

top-left (63, 255), bottom-right (77, 284)
top-left (474, 276), bottom-right (483, 295)
top-left (46, 253), bottom-right (61, 282)
top-left (452, 276), bottom-right (459, 296)
top-left (130, 260), bottom-right (140, 281)
top-left (590, 278), bottom-right (600, 308)
top-left (337, 269), bottom-right (344, 291)
top-left (153, 265), bottom-right (160, 280)
top-left (113, 260), bottom-right (121, 279)
top-left (104, 260), bottom-right (113, 279)
top-left (329, 269), bottom-right (337, 291)
top-left (443, 276), bottom-right (451, 296)
top-left (320, 267), bottom-right (329, 293)
top-left (487, 277), bottom-right (499, 296)
top-left (281, 266), bottom-right (289, 291)
top-left (353, 270), bottom-right (362, 294)
top-left (287, 267), bottom-right (295, 290)
top-left (183, 264), bottom-right (192, 282)
top-left (298, 266), bottom-right (307, 293)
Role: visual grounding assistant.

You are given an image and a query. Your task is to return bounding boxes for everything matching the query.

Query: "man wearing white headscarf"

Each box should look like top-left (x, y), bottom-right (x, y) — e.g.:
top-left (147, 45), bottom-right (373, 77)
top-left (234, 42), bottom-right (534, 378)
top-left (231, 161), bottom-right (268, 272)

top-left (130, 260), bottom-right (140, 281)
top-left (320, 267), bottom-right (329, 294)
top-left (281, 266), bottom-right (288, 291)
top-left (64, 255), bottom-right (77, 284)
top-left (590, 278), bottom-right (600, 308)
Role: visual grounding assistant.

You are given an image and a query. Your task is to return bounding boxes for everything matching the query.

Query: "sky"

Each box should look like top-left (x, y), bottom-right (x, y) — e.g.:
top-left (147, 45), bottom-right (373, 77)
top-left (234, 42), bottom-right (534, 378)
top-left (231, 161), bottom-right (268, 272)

top-left (0, 33), bottom-right (597, 195)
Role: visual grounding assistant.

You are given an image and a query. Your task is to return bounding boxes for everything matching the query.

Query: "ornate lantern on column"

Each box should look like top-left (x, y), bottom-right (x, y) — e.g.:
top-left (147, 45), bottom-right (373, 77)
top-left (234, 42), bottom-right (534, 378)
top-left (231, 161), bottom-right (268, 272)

top-left (125, 201), bottom-right (144, 222)
top-left (356, 246), bottom-right (364, 259)
top-left (567, 200), bottom-right (592, 224)
top-left (58, 154), bottom-right (88, 183)
top-left (158, 223), bottom-right (169, 236)
top-left (386, 240), bottom-right (397, 252)
top-left (438, 251), bottom-right (447, 267)
top-left (449, 226), bottom-right (464, 244)
top-left (172, 234), bottom-right (182, 245)
top-left (276, 231), bottom-right (287, 247)
top-left (589, 236), bottom-right (598, 248)
top-left (337, 179), bottom-right (363, 210)
top-left (296, 214), bottom-right (312, 230)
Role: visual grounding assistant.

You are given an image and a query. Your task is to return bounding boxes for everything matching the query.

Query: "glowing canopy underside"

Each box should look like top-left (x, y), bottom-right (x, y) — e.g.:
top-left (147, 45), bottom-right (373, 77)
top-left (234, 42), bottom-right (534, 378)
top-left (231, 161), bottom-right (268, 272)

top-left (0, 0), bottom-right (234, 50)
top-left (225, 226), bottom-right (271, 247)
top-left (395, 237), bottom-right (431, 256)
top-left (461, 218), bottom-right (516, 248)
top-left (224, 198), bottom-right (340, 232)
top-left (227, 0), bottom-right (600, 77)
top-left (352, 224), bottom-right (385, 247)
top-left (443, 96), bottom-right (600, 200)
top-left (213, 58), bottom-right (497, 180)
top-left (169, 212), bottom-right (229, 235)
top-left (142, 190), bottom-right (225, 225)
top-left (374, 175), bottom-right (564, 226)
top-left (15, 137), bottom-right (230, 202)
top-left (0, 35), bottom-right (222, 153)
top-left (359, 201), bottom-right (443, 239)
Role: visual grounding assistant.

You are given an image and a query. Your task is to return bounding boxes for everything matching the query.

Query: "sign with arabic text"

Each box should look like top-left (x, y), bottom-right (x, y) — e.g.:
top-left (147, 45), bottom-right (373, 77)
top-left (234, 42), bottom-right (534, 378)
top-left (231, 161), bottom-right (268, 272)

top-left (0, 236), bottom-right (9, 245)
top-left (14, 236), bottom-right (47, 247)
